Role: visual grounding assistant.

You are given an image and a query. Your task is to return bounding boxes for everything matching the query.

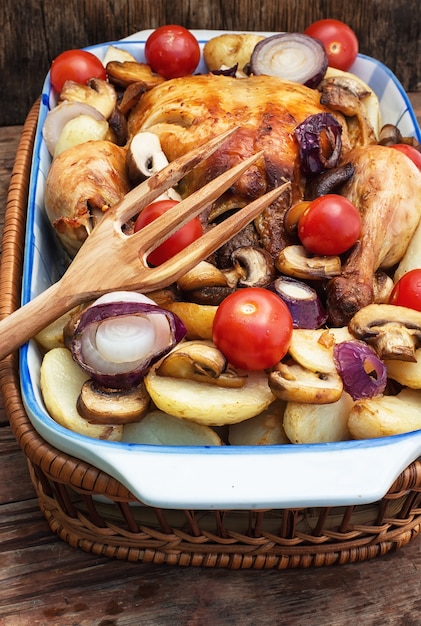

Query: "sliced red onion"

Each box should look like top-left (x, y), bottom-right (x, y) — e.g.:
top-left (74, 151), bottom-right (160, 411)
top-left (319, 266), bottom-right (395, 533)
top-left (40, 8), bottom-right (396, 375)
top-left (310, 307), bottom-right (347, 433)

top-left (42, 101), bottom-right (106, 156)
top-left (250, 33), bottom-right (328, 88)
top-left (294, 113), bottom-right (343, 176)
top-left (333, 340), bottom-right (387, 401)
top-left (71, 292), bottom-right (186, 389)
top-left (269, 276), bottom-right (327, 329)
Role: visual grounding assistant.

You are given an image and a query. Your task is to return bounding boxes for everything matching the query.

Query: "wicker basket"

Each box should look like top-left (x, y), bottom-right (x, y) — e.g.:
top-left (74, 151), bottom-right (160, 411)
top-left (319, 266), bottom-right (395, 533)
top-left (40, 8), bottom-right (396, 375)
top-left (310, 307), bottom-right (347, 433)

top-left (2, 102), bottom-right (421, 569)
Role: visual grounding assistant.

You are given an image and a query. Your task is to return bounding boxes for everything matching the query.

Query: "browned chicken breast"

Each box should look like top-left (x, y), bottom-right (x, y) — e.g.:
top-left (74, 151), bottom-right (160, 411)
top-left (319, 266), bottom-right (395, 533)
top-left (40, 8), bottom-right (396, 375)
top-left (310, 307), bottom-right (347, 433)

top-left (128, 74), bottom-right (353, 257)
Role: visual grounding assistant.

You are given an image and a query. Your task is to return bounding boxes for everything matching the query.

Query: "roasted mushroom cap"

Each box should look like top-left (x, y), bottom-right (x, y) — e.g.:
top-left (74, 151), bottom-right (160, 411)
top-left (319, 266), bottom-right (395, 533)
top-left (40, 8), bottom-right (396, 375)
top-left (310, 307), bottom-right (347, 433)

top-left (77, 380), bottom-right (150, 424)
top-left (269, 361), bottom-right (343, 404)
top-left (126, 131), bottom-right (170, 183)
top-left (275, 245), bottom-right (342, 280)
top-left (229, 246), bottom-right (276, 287)
top-left (156, 340), bottom-right (245, 388)
top-left (348, 303), bottom-right (421, 362)
top-left (60, 78), bottom-right (117, 119)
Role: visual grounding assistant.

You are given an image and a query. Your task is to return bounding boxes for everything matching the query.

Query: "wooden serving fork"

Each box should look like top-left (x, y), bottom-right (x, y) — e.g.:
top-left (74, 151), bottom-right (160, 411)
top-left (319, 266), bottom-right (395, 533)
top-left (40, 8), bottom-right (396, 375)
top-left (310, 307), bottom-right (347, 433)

top-left (0, 128), bottom-right (289, 360)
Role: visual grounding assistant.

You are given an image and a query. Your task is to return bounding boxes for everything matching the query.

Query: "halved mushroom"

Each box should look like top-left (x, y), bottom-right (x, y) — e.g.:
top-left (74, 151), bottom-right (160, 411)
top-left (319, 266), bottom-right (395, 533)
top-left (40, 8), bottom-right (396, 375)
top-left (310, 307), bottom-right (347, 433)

top-left (229, 246), bottom-right (276, 287)
top-left (269, 361), bottom-right (343, 404)
top-left (348, 303), bottom-right (421, 362)
top-left (77, 379), bottom-right (150, 424)
top-left (126, 131), bottom-right (170, 182)
top-left (378, 123), bottom-right (403, 146)
top-left (60, 78), bottom-right (117, 119)
top-left (275, 245), bottom-right (342, 280)
top-left (319, 70), bottom-right (380, 143)
top-left (106, 60), bottom-right (166, 89)
top-left (156, 340), bottom-right (245, 388)
top-left (177, 261), bottom-right (228, 291)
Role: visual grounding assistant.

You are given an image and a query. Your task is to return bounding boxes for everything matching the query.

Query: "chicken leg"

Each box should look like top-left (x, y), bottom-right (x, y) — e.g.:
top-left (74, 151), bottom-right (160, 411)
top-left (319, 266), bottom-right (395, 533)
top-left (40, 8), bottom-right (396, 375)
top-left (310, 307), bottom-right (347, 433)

top-left (326, 144), bottom-right (421, 326)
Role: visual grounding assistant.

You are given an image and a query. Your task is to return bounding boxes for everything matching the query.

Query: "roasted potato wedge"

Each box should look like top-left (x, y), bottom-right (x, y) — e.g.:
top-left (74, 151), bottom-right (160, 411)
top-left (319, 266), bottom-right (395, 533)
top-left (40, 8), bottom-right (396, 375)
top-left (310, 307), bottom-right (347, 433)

top-left (122, 410), bottom-right (222, 446)
top-left (348, 388), bottom-right (421, 439)
top-left (283, 392), bottom-right (354, 444)
top-left (385, 349), bottom-right (421, 388)
top-left (161, 301), bottom-right (217, 339)
top-left (228, 400), bottom-right (289, 445)
top-left (40, 347), bottom-right (123, 440)
top-left (203, 33), bottom-right (265, 71)
top-left (145, 366), bottom-right (275, 426)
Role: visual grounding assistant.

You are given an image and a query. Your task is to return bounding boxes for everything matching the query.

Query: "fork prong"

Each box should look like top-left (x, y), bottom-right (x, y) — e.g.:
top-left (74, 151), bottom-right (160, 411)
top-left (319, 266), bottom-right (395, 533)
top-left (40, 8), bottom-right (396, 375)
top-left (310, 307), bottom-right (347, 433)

top-left (133, 151), bottom-right (264, 256)
top-left (141, 181), bottom-right (291, 290)
top-left (114, 126), bottom-right (240, 224)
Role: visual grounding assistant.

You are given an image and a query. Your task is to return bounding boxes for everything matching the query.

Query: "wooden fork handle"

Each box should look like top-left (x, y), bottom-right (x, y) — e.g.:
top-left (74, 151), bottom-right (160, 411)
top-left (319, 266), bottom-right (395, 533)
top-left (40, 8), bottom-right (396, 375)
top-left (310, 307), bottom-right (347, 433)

top-left (0, 280), bottom-right (75, 360)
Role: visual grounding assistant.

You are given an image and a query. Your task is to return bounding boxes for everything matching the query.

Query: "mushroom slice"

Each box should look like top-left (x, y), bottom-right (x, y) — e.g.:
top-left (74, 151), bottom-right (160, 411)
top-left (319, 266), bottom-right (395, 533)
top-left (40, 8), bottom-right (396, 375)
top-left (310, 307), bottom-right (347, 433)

top-left (126, 131), bottom-right (170, 182)
top-left (177, 261), bottom-right (228, 292)
top-left (77, 380), bottom-right (150, 424)
top-left (269, 361), bottom-right (343, 404)
top-left (60, 78), bottom-right (117, 119)
top-left (348, 304), bottom-right (421, 362)
top-left (156, 340), bottom-right (245, 388)
top-left (106, 60), bottom-right (166, 89)
top-left (230, 246), bottom-right (276, 287)
top-left (276, 245), bottom-right (341, 280)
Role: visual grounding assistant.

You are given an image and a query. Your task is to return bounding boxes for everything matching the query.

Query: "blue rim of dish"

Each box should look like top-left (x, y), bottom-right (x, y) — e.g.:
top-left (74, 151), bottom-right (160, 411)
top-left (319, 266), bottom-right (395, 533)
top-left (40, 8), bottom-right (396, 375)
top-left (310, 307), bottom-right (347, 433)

top-left (19, 38), bottom-right (421, 457)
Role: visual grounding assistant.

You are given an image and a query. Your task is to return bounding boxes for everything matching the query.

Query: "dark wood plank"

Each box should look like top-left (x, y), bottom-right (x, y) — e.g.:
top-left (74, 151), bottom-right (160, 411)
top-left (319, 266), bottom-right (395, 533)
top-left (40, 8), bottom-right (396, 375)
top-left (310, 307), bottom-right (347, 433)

top-left (2, 0), bottom-right (421, 125)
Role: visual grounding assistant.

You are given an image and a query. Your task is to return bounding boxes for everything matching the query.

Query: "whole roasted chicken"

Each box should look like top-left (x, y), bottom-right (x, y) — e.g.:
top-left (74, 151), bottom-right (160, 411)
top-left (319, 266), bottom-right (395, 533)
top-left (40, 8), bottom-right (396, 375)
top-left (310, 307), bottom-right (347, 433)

top-left (326, 144), bottom-right (421, 326)
top-left (128, 73), bottom-right (353, 257)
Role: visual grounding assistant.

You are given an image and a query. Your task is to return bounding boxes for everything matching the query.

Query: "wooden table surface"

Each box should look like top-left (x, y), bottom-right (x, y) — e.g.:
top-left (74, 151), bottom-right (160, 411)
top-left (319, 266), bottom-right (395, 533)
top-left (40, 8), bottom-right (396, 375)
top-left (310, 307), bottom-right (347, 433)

top-left (1, 94), bottom-right (421, 625)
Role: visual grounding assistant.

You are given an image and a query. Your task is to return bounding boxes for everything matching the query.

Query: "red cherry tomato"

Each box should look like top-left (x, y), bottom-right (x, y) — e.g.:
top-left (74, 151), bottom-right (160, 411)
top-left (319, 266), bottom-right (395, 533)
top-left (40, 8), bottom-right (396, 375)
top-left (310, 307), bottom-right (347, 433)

top-left (133, 199), bottom-right (202, 266)
top-left (304, 19), bottom-right (358, 71)
top-left (389, 269), bottom-right (421, 312)
top-left (390, 144), bottom-right (421, 170)
top-left (145, 25), bottom-right (200, 79)
top-left (212, 288), bottom-right (293, 371)
top-left (298, 194), bottom-right (361, 256)
top-left (50, 50), bottom-right (107, 92)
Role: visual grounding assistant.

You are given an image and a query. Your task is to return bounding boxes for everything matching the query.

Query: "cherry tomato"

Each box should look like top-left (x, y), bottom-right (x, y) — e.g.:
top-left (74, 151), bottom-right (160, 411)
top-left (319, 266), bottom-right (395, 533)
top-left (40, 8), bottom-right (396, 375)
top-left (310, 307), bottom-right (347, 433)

top-left (50, 49), bottom-right (107, 92)
top-left (145, 25), bottom-right (200, 79)
top-left (389, 269), bottom-right (421, 312)
top-left (298, 194), bottom-right (361, 256)
top-left (133, 199), bottom-right (202, 266)
top-left (304, 19), bottom-right (358, 71)
top-left (390, 144), bottom-right (421, 170)
top-left (212, 288), bottom-right (293, 371)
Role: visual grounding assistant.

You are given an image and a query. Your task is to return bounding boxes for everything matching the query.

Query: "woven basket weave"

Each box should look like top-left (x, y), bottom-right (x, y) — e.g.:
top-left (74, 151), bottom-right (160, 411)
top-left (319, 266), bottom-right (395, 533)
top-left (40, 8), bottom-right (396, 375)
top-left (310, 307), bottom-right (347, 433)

top-left (2, 101), bottom-right (421, 569)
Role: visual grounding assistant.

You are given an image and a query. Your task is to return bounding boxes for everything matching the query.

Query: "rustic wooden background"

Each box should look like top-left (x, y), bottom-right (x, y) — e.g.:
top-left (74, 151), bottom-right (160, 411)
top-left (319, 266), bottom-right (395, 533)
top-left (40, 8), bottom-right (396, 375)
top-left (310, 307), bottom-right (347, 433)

top-left (2, 0), bottom-right (421, 126)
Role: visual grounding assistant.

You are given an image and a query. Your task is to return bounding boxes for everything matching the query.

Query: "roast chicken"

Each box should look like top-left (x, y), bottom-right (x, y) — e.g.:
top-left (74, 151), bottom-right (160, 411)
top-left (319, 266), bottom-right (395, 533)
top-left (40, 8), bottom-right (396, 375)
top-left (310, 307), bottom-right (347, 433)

top-left (127, 73), bottom-right (353, 258)
top-left (326, 144), bottom-right (421, 326)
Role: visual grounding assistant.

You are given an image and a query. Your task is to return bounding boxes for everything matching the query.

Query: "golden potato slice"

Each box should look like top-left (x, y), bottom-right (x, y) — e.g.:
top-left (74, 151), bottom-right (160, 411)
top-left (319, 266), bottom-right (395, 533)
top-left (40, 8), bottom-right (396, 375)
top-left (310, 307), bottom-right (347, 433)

top-left (348, 388), bottom-right (421, 439)
top-left (283, 392), bottom-right (354, 444)
top-left (35, 306), bottom-right (83, 351)
top-left (203, 33), bottom-right (265, 71)
top-left (385, 349), bottom-right (421, 388)
top-left (40, 347), bottom-right (123, 440)
top-left (162, 301), bottom-right (217, 339)
top-left (145, 367), bottom-right (275, 426)
top-left (288, 326), bottom-right (353, 374)
top-left (228, 400), bottom-right (289, 445)
top-left (122, 410), bottom-right (222, 445)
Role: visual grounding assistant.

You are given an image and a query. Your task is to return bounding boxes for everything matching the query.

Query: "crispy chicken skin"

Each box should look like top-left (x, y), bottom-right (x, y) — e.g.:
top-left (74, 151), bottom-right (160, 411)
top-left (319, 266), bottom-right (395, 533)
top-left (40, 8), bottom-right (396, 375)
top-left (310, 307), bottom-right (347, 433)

top-left (128, 73), bottom-right (352, 257)
top-left (128, 74), bottom-right (351, 201)
top-left (326, 144), bottom-right (421, 326)
top-left (45, 140), bottom-right (129, 257)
